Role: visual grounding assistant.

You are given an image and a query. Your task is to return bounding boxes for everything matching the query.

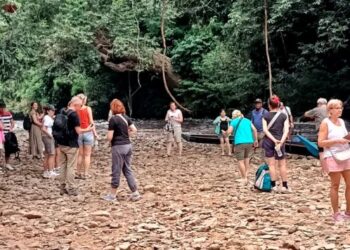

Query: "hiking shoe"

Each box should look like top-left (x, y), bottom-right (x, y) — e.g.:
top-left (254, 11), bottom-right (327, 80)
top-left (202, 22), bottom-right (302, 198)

top-left (271, 186), bottom-right (279, 193)
top-left (43, 171), bottom-right (51, 179)
top-left (103, 194), bottom-right (117, 202)
top-left (333, 212), bottom-right (344, 222)
top-left (280, 186), bottom-right (292, 194)
top-left (75, 174), bottom-right (84, 180)
top-left (53, 168), bottom-right (61, 174)
top-left (66, 189), bottom-right (79, 196)
top-left (5, 164), bottom-right (14, 171)
top-left (342, 212), bottom-right (350, 221)
top-left (130, 191), bottom-right (141, 202)
top-left (49, 171), bottom-right (59, 177)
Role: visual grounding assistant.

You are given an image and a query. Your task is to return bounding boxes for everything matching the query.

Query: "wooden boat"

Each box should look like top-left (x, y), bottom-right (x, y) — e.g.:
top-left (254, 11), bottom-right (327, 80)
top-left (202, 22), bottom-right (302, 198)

top-left (181, 133), bottom-right (313, 157)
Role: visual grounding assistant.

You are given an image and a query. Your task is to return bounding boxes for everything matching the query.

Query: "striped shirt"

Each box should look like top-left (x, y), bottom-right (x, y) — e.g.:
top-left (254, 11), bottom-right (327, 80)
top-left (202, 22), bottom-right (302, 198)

top-left (0, 111), bottom-right (13, 134)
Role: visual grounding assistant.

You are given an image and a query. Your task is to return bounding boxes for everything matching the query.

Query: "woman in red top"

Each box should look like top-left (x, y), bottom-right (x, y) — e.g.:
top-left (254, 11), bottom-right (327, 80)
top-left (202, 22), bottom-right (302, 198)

top-left (76, 94), bottom-right (98, 179)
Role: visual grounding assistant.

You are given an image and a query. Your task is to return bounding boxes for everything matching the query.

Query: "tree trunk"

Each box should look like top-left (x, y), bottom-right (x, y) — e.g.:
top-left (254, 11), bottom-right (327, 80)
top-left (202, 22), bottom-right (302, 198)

top-left (264, 0), bottom-right (273, 97)
top-left (127, 72), bottom-right (133, 117)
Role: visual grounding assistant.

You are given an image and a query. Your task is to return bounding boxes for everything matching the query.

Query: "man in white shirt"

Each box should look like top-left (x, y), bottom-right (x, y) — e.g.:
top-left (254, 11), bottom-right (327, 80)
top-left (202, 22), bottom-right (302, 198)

top-left (165, 102), bottom-right (183, 156)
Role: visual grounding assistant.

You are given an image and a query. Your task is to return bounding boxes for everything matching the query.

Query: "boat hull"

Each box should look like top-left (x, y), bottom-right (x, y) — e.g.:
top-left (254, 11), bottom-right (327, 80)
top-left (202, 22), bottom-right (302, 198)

top-left (181, 133), bottom-right (313, 157)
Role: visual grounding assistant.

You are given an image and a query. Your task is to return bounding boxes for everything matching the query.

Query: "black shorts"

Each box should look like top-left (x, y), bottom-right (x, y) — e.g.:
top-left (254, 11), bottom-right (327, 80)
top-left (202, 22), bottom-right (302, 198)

top-left (262, 137), bottom-right (286, 160)
top-left (4, 150), bottom-right (11, 158)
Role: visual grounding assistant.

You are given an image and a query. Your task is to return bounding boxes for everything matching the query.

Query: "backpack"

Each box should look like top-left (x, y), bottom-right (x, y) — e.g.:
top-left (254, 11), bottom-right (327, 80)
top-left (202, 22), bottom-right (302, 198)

top-left (52, 110), bottom-right (72, 145)
top-left (23, 114), bottom-right (32, 131)
top-left (254, 163), bottom-right (272, 192)
top-left (4, 132), bottom-right (20, 160)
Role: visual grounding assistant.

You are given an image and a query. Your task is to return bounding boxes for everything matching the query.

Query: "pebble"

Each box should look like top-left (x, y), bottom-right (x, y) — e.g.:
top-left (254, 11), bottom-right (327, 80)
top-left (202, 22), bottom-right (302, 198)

top-left (0, 122), bottom-right (344, 249)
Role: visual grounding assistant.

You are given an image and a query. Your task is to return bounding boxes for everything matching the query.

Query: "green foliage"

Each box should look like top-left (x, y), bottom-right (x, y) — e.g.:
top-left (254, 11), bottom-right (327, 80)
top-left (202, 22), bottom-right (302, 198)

top-left (0, 0), bottom-right (349, 117)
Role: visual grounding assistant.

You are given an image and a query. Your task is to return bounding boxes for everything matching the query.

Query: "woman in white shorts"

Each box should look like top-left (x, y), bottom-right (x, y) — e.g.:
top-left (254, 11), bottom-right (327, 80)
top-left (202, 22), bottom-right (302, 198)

top-left (41, 105), bottom-right (58, 178)
top-left (165, 102), bottom-right (183, 156)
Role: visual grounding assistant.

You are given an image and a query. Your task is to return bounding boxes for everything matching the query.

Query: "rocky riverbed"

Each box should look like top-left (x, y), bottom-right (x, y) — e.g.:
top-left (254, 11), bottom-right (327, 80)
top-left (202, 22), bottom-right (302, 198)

top-left (1, 120), bottom-right (350, 250)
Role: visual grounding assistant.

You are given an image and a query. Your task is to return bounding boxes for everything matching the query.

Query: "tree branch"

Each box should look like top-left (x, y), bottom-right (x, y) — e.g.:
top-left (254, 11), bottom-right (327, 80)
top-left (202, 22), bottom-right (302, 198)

top-left (161, 0), bottom-right (191, 113)
top-left (264, 0), bottom-right (273, 97)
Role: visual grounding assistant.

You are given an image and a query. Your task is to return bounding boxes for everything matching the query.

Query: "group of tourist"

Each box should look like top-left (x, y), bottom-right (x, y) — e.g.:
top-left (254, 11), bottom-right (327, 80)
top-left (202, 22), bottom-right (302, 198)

top-left (25, 94), bottom-right (97, 180)
top-left (1, 94), bottom-right (350, 221)
top-left (210, 96), bottom-right (350, 221)
top-left (212, 96), bottom-right (290, 192)
top-left (0, 95), bottom-right (141, 201)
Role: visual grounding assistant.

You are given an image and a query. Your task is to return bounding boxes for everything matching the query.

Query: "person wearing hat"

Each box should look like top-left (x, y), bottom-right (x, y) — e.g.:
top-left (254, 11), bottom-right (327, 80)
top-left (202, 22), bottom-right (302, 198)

top-left (250, 98), bottom-right (268, 148)
top-left (0, 100), bottom-right (15, 171)
top-left (304, 98), bottom-right (328, 130)
top-left (304, 98), bottom-right (328, 175)
top-left (41, 105), bottom-right (58, 178)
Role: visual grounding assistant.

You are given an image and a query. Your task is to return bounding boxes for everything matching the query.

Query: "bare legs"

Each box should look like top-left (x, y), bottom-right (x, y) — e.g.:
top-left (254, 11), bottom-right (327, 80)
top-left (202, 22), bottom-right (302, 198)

top-left (329, 172), bottom-right (341, 213)
top-left (238, 158), bottom-right (250, 183)
top-left (220, 137), bottom-right (231, 155)
top-left (77, 146), bottom-right (84, 176)
top-left (220, 137), bottom-right (225, 155)
top-left (266, 157), bottom-right (277, 181)
top-left (342, 170), bottom-right (350, 214)
top-left (43, 153), bottom-right (54, 172)
top-left (167, 142), bottom-right (182, 156)
top-left (77, 145), bottom-right (93, 178)
top-left (266, 157), bottom-right (288, 184)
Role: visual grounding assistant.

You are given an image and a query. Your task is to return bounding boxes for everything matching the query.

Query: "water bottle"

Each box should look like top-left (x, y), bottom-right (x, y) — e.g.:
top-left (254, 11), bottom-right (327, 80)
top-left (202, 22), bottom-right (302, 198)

top-left (275, 144), bottom-right (283, 157)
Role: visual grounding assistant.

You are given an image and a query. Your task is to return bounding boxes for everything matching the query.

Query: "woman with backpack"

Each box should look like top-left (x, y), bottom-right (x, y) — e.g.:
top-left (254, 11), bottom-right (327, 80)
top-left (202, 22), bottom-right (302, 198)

top-left (41, 105), bottom-right (59, 178)
top-left (29, 102), bottom-right (44, 159)
top-left (103, 99), bottom-right (141, 202)
top-left (227, 110), bottom-right (258, 184)
top-left (213, 109), bottom-right (231, 156)
top-left (262, 95), bottom-right (290, 193)
top-left (76, 94), bottom-right (98, 180)
top-left (318, 99), bottom-right (350, 222)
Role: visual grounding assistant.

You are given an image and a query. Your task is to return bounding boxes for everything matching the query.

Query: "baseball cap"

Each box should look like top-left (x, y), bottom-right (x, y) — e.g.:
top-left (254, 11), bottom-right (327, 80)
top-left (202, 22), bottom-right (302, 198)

top-left (46, 104), bottom-right (56, 111)
top-left (254, 98), bottom-right (263, 103)
top-left (317, 98), bottom-right (327, 105)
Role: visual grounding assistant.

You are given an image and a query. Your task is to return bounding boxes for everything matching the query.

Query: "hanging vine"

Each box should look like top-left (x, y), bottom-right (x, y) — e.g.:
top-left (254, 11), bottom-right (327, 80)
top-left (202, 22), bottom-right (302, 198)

top-left (160, 0), bottom-right (191, 113)
top-left (264, 0), bottom-right (273, 97)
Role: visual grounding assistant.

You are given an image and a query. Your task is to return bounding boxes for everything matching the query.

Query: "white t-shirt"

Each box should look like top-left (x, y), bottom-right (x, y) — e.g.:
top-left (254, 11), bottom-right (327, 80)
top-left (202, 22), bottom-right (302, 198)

top-left (165, 109), bottom-right (183, 127)
top-left (43, 115), bottom-right (54, 136)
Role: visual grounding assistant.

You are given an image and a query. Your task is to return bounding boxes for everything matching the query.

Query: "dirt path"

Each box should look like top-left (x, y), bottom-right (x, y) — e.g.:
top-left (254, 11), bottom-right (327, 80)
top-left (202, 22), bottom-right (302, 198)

top-left (0, 121), bottom-right (350, 250)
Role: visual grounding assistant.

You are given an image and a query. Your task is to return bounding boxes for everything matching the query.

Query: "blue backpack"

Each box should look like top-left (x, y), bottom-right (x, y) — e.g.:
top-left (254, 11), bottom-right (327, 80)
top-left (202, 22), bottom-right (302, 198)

top-left (254, 163), bottom-right (272, 192)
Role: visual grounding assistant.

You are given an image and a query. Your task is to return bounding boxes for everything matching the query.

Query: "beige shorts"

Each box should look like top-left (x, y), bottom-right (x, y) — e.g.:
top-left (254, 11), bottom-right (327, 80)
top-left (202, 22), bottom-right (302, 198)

top-left (234, 143), bottom-right (253, 161)
top-left (0, 142), bottom-right (3, 150)
top-left (167, 126), bottom-right (182, 143)
top-left (42, 136), bottom-right (55, 155)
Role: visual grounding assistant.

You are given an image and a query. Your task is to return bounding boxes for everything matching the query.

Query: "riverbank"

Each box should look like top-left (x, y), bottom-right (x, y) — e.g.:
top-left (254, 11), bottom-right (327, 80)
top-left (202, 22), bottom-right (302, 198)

top-left (0, 120), bottom-right (349, 249)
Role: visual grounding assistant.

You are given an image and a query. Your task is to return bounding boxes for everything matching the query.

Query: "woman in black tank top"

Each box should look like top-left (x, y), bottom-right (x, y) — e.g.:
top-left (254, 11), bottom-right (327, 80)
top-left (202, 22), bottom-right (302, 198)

top-left (262, 95), bottom-right (290, 193)
top-left (213, 109), bottom-right (231, 156)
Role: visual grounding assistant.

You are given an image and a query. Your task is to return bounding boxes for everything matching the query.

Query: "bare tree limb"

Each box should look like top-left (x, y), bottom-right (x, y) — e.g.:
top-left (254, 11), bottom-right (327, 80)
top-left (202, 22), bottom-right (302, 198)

top-left (264, 0), bottom-right (273, 97)
top-left (161, 0), bottom-right (191, 113)
top-left (131, 0), bottom-right (142, 97)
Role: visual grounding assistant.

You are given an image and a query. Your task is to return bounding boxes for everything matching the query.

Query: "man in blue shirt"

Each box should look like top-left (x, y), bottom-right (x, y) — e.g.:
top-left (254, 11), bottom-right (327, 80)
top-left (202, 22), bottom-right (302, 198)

top-left (250, 98), bottom-right (268, 147)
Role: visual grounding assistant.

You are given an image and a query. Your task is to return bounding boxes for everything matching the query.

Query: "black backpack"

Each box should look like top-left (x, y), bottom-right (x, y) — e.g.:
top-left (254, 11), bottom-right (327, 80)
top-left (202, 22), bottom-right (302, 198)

top-left (5, 132), bottom-right (20, 160)
top-left (23, 114), bottom-right (31, 131)
top-left (52, 109), bottom-right (72, 145)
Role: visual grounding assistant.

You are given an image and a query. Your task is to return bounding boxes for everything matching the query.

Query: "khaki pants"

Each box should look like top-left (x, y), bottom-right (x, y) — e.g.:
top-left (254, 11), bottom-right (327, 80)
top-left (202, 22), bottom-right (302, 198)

top-left (59, 146), bottom-right (79, 190)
